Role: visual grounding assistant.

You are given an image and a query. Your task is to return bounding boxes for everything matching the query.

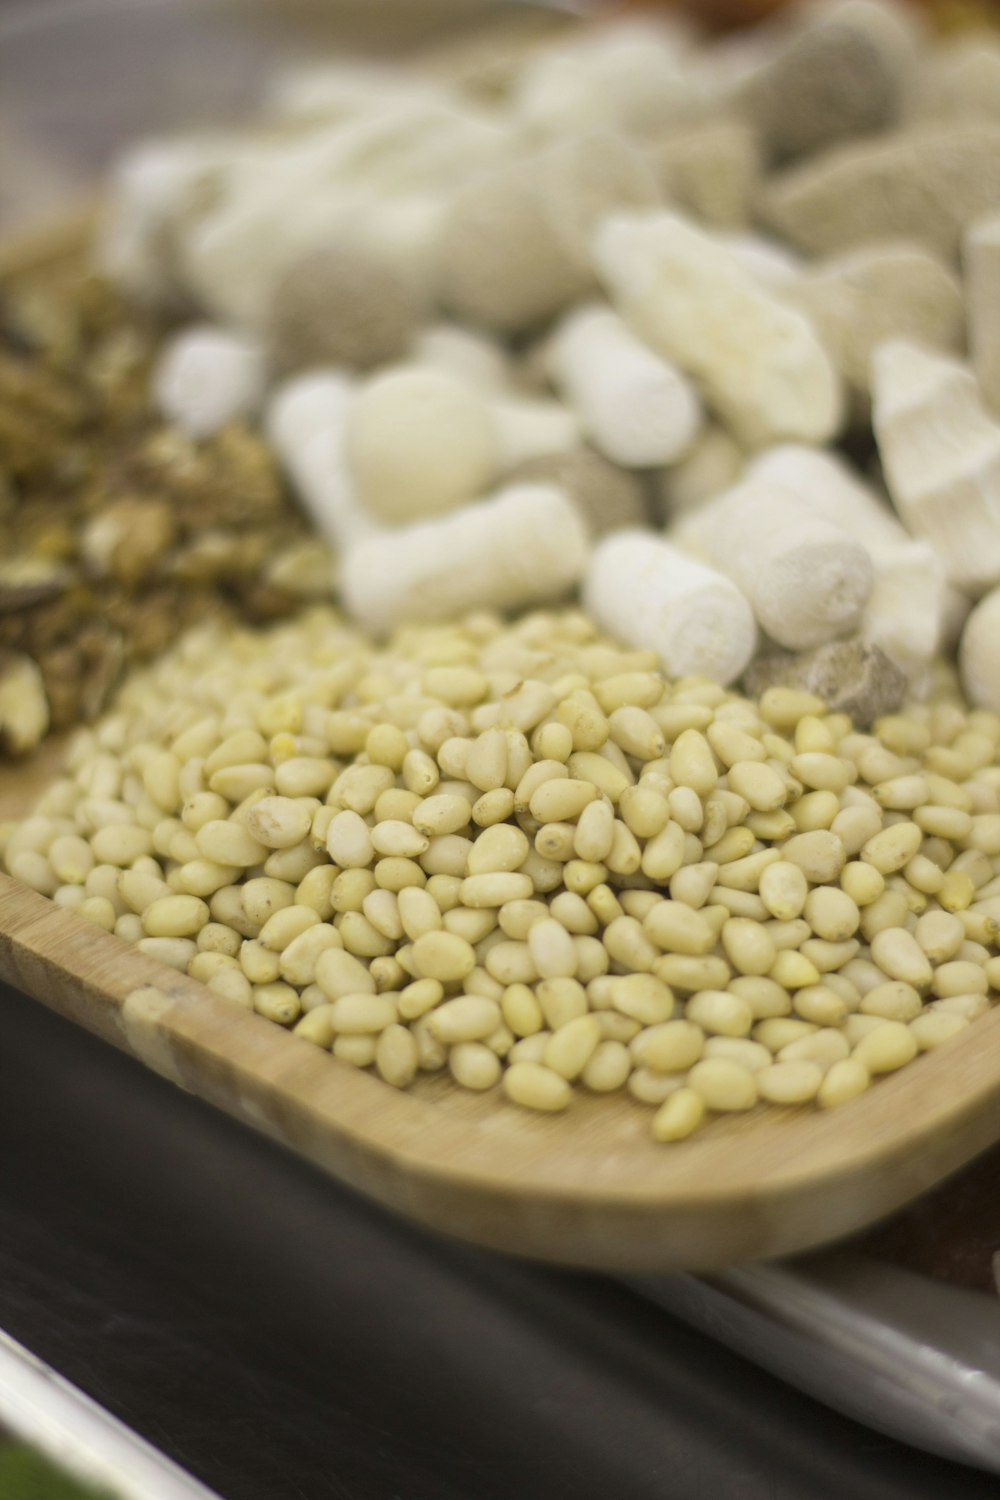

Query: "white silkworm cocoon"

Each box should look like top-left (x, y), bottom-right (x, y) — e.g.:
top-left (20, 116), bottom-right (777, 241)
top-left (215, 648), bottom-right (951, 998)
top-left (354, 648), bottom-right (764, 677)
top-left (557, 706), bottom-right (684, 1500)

top-left (872, 339), bottom-right (1000, 595)
top-left (411, 323), bottom-right (512, 393)
top-left (583, 530), bottom-right (757, 685)
top-left (491, 396), bottom-right (581, 471)
top-left (747, 444), bottom-right (947, 677)
top-left (963, 213), bottom-right (1000, 416)
top-left (592, 210), bottom-right (843, 448)
top-left (265, 372), bottom-right (379, 551)
top-left (345, 365), bottom-right (499, 525)
top-left (654, 423), bottom-right (746, 520)
top-left (96, 134), bottom-right (245, 306)
top-left (341, 484), bottom-right (590, 635)
top-left (548, 303), bottom-right (701, 467)
top-left (675, 477), bottom-right (874, 650)
top-left (511, 17), bottom-right (704, 139)
top-left (960, 587), bottom-right (1000, 711)
top-left (716, 232), bottom-right (804, 290)
top-left (152, 325), bottom-right (266, 439)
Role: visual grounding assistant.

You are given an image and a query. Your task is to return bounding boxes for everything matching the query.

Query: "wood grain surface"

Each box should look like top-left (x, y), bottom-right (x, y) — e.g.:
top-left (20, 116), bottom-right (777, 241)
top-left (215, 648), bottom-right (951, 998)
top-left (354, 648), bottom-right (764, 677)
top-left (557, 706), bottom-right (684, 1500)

top-left (2, 4), bottom-right (1000, 1273)
top-left (1, 866), bottom-right (999, 1272)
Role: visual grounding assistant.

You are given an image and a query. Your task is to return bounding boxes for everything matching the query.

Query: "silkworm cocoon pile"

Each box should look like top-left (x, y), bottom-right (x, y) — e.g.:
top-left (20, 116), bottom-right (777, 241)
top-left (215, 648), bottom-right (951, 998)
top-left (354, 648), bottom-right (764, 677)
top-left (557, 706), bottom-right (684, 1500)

top-left (340, 483), bottom-right (590, 633)
top-left (733, 0), bottom-right (916, 162)
top-left (675, 477), bottom-right (874, 651)
top-left (547, 303), bottom-right (702, 468)
top-left (591, 210), bottom-right (843, 448)
top-left (267, 238), bottom-right (424, 372)
top-left (871, 340), bottom-right (1000, 597)
top-left (434, 132), bottom-right (660, 334)
top-left (510, 16), bottom-right (704, 138)
top-left (265, 373), bottom-right (379, 552)
top-left (153, 325), bottom-right (267, 439)
top-left (759, 122), bottom-right (1000, 261)
top-left (344, 365), bottom-right (499, 524)
top-left (10, 604), bottom-right (1000, 1146)
top-left (786, 242), bottom-right (965, 404)
top-left (583, 531), bottom-right (757, 685)
top-left (746, 445), bottom-right (948, 679)
top-left (642, 116), bottom-right (761, 231)
top-left (963, 213), bottom-right (1000, 417)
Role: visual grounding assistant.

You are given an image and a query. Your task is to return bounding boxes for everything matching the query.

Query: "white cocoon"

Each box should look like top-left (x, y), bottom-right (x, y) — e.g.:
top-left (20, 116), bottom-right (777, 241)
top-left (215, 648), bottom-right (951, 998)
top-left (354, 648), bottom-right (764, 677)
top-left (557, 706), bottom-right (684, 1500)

top-left (677, 477), bottom-right (874, 650)
top-left (548, 303), bottom-right (702, 467)
top-left (266, 371), bottom-right (380, 551)
top-left (583, 530), bottom-right (757, 685)
top-left (153, 324), bottom-right (266, 439)
top-left (591, 210), bottom-right (843, 449)
top-left (341, 483), bottom-right (590, 634)
top-left (345, 364), bottom-right (498, 524)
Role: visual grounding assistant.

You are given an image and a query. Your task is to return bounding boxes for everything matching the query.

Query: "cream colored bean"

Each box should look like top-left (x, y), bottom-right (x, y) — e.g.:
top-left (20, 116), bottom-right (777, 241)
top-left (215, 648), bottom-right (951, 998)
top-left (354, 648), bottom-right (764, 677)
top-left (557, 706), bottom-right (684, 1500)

top-left (805, 887), bottom-right (859, 943)
top-left (142, 894), bottom-right (209, 938)
top-left (686, 988), bottom-right (753, 1038)
top-left (136, 936), bottom-right (196, 970)
top-left (499, 981), bottom-right (543, 1037)
top-left (467, 824), bottom-right (530, 876)
top-left (651, 1087), bottom-right (705, 1142)
top-left (397, 886), bottom-right (443, 941)
top-left (730, 975), bottom-right (792, 1019)
top-left (793, 985), bottom-right (847, 1027)
top-left (780, 831), bottom-right (846, 884)
top-left (628, 1068), bottom-right (687, 1105)
top-left (669, 730), bottom-right (718, 797)
top-left (503, 1061), bottom-right (572, 1112)
top-left (861, 822), bottom-right (922, 875)
top-left (449, 1041), bottom-right (501, 1091)
top-left (543, 1014), bottom-right (602, 1080)
top-left (326, 810), bottom-right (374, 868)
top-left (581, 1039), bottom-right (631, 1092)
top-left (461, 873), bottom-right (535, 908)
top-left (292, 1004), bottom-right (337, 1048)
top-left (89, 825), bottom-right (153, 867)
top-left (428, 996), bottom-right (501, 1044)
top-left (753, 1017), bottom-right (817, 1051)
top-left (859, 981), bottom-right (923, 1022)
top-left (536, 977), bottom-right (588, 1030)
top-left (330, 992), bottom-right (397, 1034)
top-left (721, 919), bottom-right (775, 977)
top-left (278, 924), bottom-right (343, 987)
top-left (852, 1020), bottom-right (918, 1074)
top-left (869, 928), bottom-right (933, 988)
top-left (817, 1057), bottom-right (870, 1109)
top-left (374, 1024), bottom-right (419, 1087)
top-left (610, 973), bottom-right (675, 1026)
top-left (655, 954), bottom-right (731, 992)
top-left (642, 900), bottom-right (716, 956)
top-left (631, 1019), bottom-right (704, 1072)
top-left (688, 1058), bottom-right (757, 1112)
top-left (411, 930), bottom-right (476, 983)
top-left (195, 820), bottom-right (266, 867)
top-left (258, 904), bottom-right (320, 952)
top-left (931, 960), bottom-right (988, 997)
top-left (910, 1011), bottom-right (969, 1050)
top-left (778, 1028), bottom-right (850, 1071)
top-left (396, 977), bottom-right (444, 1020)
top-left (315, 947), bottom-right (376, 1000)
top-left (526, 917), bottom-right (577, 979)
top-left (755, 861), bottom-right (806, 921)
top-left (839, 861), bottom-right (884, 907)
top-left (757, 1060), bottom-right (823, 1105)
top-left (932, 993), bottom-right (990, 1020)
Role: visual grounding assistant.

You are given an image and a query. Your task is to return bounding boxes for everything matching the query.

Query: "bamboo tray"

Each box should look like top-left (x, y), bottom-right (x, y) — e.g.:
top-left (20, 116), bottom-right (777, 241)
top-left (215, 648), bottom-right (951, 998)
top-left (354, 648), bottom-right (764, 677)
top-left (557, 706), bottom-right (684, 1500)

top-left (2, 120), bottom-right (999, 1278)
top-left (2, 818), bottom-right (1000, 1272)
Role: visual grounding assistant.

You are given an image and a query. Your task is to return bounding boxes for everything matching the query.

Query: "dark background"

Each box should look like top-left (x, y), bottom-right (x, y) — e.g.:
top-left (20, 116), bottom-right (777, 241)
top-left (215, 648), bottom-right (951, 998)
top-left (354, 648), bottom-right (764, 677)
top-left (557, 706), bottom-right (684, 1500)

top-left (3, 983), bottom-right (999, 1500)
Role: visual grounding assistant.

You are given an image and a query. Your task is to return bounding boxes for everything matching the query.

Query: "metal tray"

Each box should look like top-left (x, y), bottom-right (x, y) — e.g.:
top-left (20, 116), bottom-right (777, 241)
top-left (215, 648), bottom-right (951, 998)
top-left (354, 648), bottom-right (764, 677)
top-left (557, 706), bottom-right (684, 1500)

top-left (637, 1254), bottom-right (1000, 1475)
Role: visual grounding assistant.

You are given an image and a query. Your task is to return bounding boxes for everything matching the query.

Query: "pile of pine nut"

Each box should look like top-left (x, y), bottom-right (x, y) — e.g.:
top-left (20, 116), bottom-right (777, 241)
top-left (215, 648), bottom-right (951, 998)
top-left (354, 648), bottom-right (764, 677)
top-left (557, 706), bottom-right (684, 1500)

top-left (5, 605), bottom-right (999, 1141)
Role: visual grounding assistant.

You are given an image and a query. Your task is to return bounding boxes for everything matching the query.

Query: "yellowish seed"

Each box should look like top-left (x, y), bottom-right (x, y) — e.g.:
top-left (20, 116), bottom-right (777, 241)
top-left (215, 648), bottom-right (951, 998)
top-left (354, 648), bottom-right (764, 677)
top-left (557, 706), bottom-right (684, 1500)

top-left (503, 1061), bottom-right (572, 1112)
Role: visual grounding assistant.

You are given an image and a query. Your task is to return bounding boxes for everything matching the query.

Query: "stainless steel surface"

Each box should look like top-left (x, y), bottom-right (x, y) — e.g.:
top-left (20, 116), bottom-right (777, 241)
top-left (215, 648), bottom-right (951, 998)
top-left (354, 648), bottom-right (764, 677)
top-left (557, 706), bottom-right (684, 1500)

top-left (0, 1328), bottom-right (223, 1500)
top-left (637, 1256), bottom-right (1000, 1474)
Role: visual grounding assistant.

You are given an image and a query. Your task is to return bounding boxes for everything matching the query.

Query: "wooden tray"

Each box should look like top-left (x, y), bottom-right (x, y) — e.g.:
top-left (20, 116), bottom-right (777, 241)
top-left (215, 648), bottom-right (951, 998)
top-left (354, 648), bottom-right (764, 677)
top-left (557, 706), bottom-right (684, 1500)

top-left (2, 178), bottom-right (999, 1277)
top-left (2, 786), bottom-right (999, 1272)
